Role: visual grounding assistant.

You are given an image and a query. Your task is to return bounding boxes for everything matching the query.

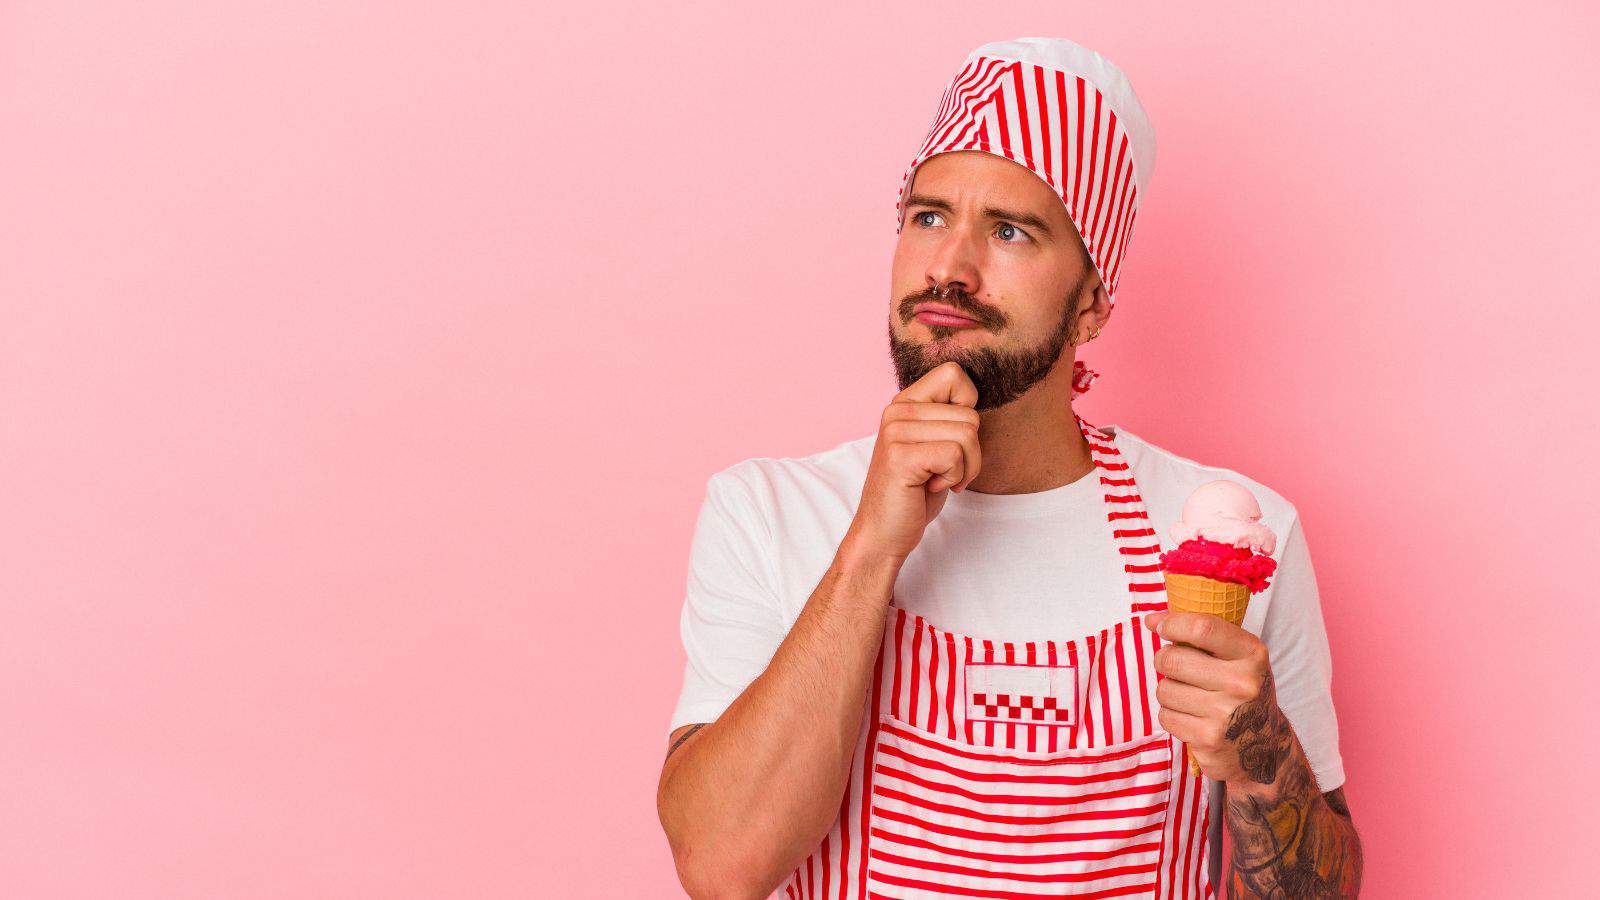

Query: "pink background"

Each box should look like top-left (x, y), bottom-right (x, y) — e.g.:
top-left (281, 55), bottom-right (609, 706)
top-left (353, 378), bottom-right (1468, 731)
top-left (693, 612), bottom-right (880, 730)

top-left (2, 2), bottom-right (1595, 896)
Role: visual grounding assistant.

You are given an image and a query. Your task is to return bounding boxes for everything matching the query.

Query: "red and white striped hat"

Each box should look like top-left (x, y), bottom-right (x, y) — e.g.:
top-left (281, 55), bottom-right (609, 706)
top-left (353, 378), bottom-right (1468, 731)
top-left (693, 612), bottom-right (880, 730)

top-left (896, 38), bottom-right (1156, 397)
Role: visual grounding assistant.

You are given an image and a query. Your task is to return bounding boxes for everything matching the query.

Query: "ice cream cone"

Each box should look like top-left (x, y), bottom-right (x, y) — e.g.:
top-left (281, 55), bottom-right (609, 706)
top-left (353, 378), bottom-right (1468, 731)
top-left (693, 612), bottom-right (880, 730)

top-left (1163, 572), bottom-right (1251, 777)
top-left (1163, 572), bottom-right (1250, 625)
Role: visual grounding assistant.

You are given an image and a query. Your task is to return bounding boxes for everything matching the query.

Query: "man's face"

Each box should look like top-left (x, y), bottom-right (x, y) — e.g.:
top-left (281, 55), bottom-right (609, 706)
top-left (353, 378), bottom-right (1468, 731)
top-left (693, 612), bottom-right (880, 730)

top-left (888, 150), bottom-right (1102, 411)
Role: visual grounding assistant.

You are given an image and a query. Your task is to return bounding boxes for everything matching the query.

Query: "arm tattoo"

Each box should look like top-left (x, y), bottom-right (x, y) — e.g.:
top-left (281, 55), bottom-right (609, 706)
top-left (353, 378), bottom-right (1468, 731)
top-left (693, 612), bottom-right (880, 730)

top-left (665, 723), bottom-right (707, 760)
top-left (1222, 672), bottom-right (1363, 897)
top-left (1225, 671), bottom-right (1294, 784)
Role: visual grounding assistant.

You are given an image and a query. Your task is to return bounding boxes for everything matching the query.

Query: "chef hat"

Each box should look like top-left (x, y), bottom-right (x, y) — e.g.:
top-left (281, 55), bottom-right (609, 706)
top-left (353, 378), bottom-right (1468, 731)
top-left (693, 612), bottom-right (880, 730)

top-left (895, 37), bottom-right (1156, 398)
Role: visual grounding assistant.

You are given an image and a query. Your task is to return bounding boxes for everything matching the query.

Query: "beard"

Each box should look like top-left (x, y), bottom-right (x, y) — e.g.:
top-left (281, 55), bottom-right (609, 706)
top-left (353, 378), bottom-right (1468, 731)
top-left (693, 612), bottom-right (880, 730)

top-left (888, 279), bottom-right (1084, 412)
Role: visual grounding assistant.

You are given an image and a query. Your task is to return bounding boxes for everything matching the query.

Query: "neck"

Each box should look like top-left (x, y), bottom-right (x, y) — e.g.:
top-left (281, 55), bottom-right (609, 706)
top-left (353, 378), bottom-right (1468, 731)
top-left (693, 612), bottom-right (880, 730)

top-left (965, 358), bottom-right (1093, 495)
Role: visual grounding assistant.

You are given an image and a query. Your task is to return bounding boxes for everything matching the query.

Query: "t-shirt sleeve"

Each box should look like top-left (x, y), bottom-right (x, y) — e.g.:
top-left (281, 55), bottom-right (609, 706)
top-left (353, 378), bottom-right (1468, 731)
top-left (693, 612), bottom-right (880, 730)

top-left (667, 470), bottom-right (789, 736)
top-left (1257, 510), bottom-right (1347, 793)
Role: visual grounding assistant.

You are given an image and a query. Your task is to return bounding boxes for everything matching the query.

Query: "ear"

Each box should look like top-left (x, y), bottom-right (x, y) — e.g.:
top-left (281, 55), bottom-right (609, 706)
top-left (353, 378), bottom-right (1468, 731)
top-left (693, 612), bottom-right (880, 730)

top-left (1088, 281), bottom-right (1112, 330)
top-left (1073, 277), bottom-right (1113, 336)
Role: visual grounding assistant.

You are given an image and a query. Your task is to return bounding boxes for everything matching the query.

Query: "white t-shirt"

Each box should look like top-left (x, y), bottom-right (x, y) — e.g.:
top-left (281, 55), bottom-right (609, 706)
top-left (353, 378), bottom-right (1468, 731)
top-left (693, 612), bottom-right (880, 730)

top-left (668, 423), bottom-right (1346, 792)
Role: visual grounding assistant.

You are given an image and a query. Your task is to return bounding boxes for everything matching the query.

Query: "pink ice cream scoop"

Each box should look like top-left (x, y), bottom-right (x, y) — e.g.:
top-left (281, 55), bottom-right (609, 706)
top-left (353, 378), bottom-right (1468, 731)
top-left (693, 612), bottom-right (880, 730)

top-left (1169, 480), bottom-right (1277, 555)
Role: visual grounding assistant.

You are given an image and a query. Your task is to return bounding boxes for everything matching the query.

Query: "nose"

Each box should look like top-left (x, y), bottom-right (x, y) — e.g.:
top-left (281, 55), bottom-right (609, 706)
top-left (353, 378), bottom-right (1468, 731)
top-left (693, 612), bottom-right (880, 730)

top-left (925, 228), bottom-right (983, 298)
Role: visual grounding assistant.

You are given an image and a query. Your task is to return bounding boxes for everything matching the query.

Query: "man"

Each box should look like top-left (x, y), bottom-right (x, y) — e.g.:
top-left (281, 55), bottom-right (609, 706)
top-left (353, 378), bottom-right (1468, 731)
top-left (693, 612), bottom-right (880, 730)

top-left (657, 38), bottom-right (1362, 899)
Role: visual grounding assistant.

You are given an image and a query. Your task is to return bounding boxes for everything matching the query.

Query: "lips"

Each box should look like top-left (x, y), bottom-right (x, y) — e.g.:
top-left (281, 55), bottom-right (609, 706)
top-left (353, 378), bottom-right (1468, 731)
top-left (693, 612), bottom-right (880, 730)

top-left (913, 303), bottom-right (984, 328)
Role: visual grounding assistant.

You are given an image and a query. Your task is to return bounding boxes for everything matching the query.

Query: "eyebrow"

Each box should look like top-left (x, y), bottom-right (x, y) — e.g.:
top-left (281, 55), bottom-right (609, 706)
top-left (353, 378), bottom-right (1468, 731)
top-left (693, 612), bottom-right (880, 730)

top-left (905, 193), bottom-right (1055, 238)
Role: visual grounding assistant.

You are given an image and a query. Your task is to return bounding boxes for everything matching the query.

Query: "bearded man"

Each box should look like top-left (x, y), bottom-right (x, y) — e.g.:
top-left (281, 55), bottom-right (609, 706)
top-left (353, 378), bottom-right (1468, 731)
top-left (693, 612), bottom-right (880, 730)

top-left (657, 37), bottom-right (1363, 900)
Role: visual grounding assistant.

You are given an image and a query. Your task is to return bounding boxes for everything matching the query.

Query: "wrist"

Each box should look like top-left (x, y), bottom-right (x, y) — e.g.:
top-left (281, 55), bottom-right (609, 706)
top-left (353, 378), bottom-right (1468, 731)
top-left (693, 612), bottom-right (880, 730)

top-left (1223, 709), bottom-right (1306, 794)
top-left (1223, 771), bottom-right (1277, 796)
top-left (836, 530), bottom-right (908, 578)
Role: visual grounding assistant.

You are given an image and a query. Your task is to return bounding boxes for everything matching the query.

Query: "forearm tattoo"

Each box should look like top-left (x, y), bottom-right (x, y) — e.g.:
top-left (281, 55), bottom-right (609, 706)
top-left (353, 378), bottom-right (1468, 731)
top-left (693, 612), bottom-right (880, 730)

top-left (665, 723), bottom-right (707, 760)
top-left (1222, 673), bottom-right (1363, 898)
top-left (1225, 671), bottom-right (1295, 784)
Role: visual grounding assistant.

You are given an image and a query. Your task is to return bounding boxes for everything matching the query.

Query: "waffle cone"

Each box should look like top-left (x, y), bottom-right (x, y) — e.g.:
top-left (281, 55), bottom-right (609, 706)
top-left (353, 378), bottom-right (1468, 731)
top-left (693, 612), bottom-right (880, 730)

top-left (1163, 572), bottom-right (1252, 776)
top-left (1163, 572), bottom-right (1250, 625)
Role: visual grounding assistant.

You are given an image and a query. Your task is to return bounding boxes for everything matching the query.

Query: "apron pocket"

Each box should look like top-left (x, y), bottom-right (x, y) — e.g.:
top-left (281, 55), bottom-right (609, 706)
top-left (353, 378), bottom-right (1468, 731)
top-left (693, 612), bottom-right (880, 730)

top-left (866, 712), bottom-right (1173, 898)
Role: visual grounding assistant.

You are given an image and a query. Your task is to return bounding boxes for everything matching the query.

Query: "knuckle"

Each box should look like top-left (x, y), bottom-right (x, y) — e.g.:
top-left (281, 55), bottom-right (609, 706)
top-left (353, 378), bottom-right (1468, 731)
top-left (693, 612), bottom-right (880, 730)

top-left (1235, 675), bottom-right (1261, 701)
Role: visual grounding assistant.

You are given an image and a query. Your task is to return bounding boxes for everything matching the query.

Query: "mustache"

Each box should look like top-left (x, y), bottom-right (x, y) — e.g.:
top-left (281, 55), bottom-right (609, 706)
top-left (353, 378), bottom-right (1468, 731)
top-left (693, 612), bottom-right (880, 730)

top-left (898, 286), bottom-right (1008, 330)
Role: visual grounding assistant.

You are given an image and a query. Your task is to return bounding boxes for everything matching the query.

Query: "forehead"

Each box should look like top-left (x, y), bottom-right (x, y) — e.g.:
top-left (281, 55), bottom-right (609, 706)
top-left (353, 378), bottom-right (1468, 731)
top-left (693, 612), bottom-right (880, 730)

top-left (910, 150), bottom-right (1068, 222)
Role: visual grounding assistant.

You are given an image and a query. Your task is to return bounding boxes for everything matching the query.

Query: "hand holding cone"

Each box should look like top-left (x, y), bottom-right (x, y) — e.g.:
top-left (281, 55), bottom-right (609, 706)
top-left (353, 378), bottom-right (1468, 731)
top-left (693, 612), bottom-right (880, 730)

top-left (1157, 481), bottom-right (1279, 778)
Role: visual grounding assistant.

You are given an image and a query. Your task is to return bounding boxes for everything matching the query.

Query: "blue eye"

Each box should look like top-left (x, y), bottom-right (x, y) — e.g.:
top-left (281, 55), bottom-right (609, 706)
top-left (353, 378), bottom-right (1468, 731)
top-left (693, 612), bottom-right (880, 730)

top-left (910, 212), bottom-right (1028, 243)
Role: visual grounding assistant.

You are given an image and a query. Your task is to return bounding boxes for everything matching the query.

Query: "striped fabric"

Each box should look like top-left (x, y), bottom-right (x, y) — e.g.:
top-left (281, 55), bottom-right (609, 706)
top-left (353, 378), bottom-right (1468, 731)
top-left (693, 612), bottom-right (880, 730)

top-left (779, 416), bottom-right (1215, 900)
top-left (867, 718), bottom-right (1171, 899)
top-left (894, 40), bottom-right (1155, 314)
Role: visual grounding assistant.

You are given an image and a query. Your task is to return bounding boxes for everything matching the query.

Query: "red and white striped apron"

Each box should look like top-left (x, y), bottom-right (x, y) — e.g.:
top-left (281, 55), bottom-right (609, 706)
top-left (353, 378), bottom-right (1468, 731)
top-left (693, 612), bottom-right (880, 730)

top-left (777, 415), bottom-right (1214, 900)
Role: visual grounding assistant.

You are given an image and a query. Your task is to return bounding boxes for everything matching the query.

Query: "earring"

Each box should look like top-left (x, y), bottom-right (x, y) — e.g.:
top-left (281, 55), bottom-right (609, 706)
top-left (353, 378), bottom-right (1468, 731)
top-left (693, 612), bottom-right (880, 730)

top-left (1087, 324), bottom-right (1101, 342)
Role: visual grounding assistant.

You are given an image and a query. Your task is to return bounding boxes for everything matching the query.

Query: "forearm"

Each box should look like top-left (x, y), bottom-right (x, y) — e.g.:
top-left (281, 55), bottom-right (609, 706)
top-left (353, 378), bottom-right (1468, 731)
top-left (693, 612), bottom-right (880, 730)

top-left (658, 534), bottom-right (901, 898)
top-left (1223, 710), bottom-right (1363, 898)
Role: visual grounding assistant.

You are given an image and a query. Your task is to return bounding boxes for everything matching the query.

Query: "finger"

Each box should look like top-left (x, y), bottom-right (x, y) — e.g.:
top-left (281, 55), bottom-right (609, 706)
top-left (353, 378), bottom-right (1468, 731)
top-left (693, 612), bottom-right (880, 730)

top-left (882, 398), bottom-right (981, 428)
top-left (1154, 675), bottom-right (1227, 719)
top-left (1152, 643), bottom-right (1234, 691)
top-left (954, 440), bottom-right (982, 493)
top-left (883, 401), bottom-right (983, 491)
top-left (895, 361), bottom-right (979, 409)
top-left (1152, 704), bottom-right (1209, 739)
top-left (881, 417), bottom-right (981, 493)
top-left (1145, 610), bottom-right (1258, 662)
top-left (900, 440), bottom-right (966, 493)
top-left (1157, 706), bottom-right (1219, 748)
